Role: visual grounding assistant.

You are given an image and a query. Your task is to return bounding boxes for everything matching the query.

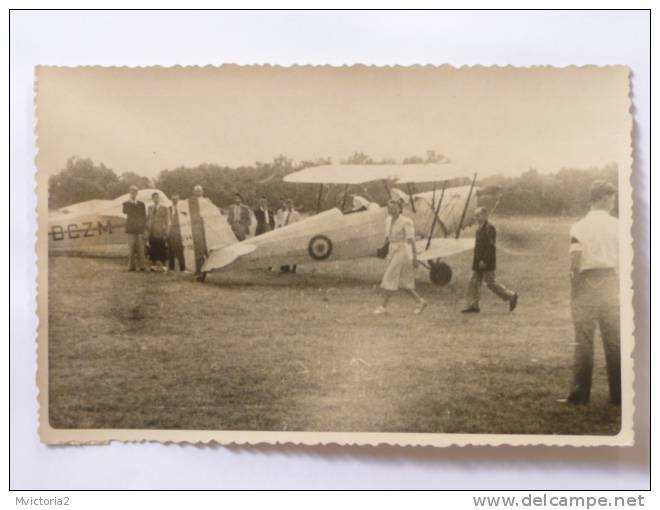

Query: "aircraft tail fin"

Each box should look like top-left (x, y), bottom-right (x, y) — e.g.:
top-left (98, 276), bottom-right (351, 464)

top-left (177, 197), bottom-right (239, 273)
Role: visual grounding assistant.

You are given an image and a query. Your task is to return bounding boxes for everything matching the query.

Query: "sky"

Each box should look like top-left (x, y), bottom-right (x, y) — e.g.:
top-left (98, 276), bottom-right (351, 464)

top-left (36, 65), bottom-right (631, 179)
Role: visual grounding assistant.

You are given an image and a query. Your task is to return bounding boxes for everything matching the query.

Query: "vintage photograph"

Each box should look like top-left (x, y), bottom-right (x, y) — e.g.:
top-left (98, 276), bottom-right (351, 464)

top-left (36, 65), bottom-right (634, 446)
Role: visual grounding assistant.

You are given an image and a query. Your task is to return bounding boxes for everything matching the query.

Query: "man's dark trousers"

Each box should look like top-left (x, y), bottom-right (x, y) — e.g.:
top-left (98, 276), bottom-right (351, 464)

top-left (168, 206), bottom-right (186, 271)
top-left (569, 269), bottom-right (621, 404)
top-left (168, 234), bottom-right (185, 271)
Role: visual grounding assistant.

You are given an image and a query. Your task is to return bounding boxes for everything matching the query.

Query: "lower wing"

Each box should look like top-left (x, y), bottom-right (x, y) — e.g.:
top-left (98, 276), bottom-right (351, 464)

top-left (202, 243), bottom-right (257, 272)
top-left (416, 237), bottom-right (474, 261)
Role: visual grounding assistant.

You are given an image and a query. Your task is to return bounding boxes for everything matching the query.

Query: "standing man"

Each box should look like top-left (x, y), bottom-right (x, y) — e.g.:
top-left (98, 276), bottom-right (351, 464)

top-left (279, 199), bottom-right (302, 273)
top-left (275, 197), bottom-right (287, 229)
top-left (227, 193), bottom-right (251, 241)
top-left (254, 196), bottom-right (275, 236)
top-left (461, 207), bottom-right (518, 313)
top-left (168, 194), bottom-right (185, 272)
top-left (560, 180), bottom-right (620, 406)
top-left (192, 184), bottom-right (204, 199)
top-left (189, 185), bottom-right (208, 279)
top-left (122, 185), bottom-right (147, 271)
top-left (147, 192), bottom-right (170, 272)
top-left (279, 198), bottom-right (301, 228)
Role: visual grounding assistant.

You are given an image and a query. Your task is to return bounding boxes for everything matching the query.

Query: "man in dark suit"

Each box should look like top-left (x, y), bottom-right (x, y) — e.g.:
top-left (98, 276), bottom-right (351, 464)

top-left (462, 207), bottom-right (518, 313)
top-left (167, 194), bottom-right (186, 271)
top-left (227, 193), bottom-right (252, 241)
top-left (254, 196), bottom-right (275, 236)
top-left (122, 185), bottom-right (147, 271)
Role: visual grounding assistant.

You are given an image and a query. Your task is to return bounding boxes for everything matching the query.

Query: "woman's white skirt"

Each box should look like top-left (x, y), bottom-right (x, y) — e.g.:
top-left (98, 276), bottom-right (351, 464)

top-left (380, 242), bottom-right (415, 290)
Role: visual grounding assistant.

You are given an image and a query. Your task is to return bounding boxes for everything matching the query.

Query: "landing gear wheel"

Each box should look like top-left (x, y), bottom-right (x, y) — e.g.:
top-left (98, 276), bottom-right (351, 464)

top-left (429, 261), bottom-right (452, 286)
top-left (196, 272), bottom-right (207, 283)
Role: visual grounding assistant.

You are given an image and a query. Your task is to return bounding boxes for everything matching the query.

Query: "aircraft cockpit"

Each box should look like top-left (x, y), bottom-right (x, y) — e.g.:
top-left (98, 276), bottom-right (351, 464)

top-left (343, 195), bottom-right (375, 215)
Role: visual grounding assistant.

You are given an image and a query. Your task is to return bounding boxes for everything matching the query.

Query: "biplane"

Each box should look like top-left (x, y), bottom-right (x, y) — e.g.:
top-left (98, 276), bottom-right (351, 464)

top-left (49, 164), bottom-right (491, 285)
top-left (200, 164), bottom-right (484, 285)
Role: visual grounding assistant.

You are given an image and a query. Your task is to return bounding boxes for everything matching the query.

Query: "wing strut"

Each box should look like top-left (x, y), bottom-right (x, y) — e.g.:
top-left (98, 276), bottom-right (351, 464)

top-left (381, 180), bottom-right (391, 202)
top-left (406, 183), bottom-right (417, 213)
top-left (425, 181), bottom-right (446, 250)
top-left (455, 173), bottom-right (478, 239)
top-left (340, 184), bottom-right (350, 212)
top-left (315, 184), bottom-right (324, 214)
top-left (359, 184), bottom-right (376, 203)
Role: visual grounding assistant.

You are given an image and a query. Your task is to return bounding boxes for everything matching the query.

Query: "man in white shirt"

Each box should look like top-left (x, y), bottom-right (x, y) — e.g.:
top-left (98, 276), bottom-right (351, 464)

top-left (275, 197), bottom-right (287, 229)
top-left (279, 199), bottom-right (301, 227)
top-left (561, 180), bottom-right (620, 406)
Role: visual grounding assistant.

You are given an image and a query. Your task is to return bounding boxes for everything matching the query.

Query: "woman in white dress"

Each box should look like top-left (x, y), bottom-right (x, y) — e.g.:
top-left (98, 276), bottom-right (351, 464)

top-left (374, 200), bottom-right (428, 315)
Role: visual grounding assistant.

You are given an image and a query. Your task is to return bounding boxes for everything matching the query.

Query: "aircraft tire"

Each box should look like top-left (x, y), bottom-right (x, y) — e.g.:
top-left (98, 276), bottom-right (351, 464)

top-left (196, 272), bottom-right (207, 283)
top-left (429, 261), bottom-right (452, 286)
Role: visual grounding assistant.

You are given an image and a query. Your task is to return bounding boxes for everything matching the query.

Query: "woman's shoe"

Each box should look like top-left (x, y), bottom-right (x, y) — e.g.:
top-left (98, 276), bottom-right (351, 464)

top-left (414, 300), bottom-right (428, 315)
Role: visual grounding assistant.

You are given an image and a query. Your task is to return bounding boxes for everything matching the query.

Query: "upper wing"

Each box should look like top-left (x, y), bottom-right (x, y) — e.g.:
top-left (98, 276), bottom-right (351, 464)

top-left (283, 164), bottom-right (466, 184)
top-left (48, 189), bottom-right (174, 258)
top-left (416, 237), bottom-right (475, 261)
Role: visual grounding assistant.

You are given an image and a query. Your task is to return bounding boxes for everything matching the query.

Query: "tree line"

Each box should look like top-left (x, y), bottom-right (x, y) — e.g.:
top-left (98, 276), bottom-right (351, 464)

top-left (48, 153), bottom-right (618, 216)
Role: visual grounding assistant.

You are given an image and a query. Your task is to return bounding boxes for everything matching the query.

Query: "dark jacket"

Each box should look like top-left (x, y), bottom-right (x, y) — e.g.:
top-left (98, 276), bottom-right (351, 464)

top-left (122, 200), bottom-right (147, 234)
top-left (254, 208), bottom-right (275, 235)
top-left (472, 221), bottom-right (497, 272)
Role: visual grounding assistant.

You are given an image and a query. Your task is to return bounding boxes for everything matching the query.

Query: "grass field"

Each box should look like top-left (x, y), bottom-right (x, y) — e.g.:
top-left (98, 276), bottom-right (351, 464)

top-left (48, 216), bottom-right (621, 435)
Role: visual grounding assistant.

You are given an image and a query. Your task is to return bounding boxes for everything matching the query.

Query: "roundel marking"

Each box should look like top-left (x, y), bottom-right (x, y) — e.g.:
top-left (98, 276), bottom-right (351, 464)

top-left (308, 235), bottom-right (333, 261)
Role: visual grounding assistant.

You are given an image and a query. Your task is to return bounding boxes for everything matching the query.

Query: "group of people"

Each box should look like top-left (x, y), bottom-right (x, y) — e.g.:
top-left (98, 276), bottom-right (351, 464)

top-left (226, 193), bottom-right (301, 241)
top-left (123, 179), bottom-right (621, 407)
top-left (122, 185), bottom-right (303, 274)
top-left (226, 193), bottom-right (302, 273)
top-left (375, 179), bottom-right (621, 407)
top-left (122, 184), bottom-right (205, 273)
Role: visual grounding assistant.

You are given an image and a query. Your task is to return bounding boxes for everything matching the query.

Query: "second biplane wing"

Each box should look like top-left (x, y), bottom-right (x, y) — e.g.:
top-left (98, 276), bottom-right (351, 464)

top-left (48, 188), bottom-right (171, 255)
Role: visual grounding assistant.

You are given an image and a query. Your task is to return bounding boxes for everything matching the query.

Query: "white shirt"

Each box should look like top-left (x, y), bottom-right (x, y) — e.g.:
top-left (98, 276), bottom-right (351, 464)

top-left (569, 210), bottom-right (619, 271)
top-left (282, 209), bottom-right (300, 226)
top-left (276, 208), bottom-right (287, 228)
